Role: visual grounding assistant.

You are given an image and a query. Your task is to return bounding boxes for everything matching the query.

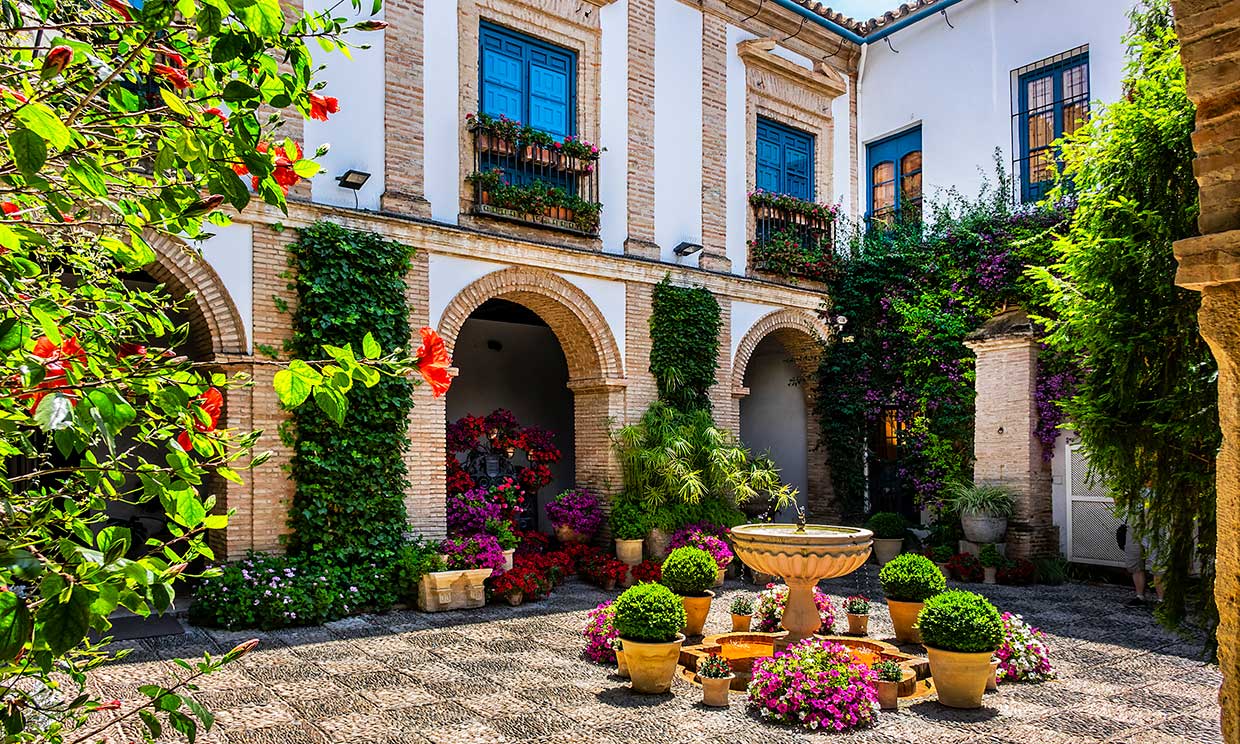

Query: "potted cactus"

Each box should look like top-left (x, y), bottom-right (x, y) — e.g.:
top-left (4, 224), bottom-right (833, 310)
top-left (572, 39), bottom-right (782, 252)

top-left (844, 595), bottom-right (870, 636)
top-left (661, 547), bottom-right (718, 637)
top-left (614, 583), bottom-right (687, 694)
top-left (865, 512), bottom-right (908, 566)
top-left (697, 653), bottom-right (734, 707)
top-left (729, 595), bottom-right (754, 632)
top-left (917, 590), bottom-right (1004, 708)
top-left (879, 553), bottom-right (946, 643)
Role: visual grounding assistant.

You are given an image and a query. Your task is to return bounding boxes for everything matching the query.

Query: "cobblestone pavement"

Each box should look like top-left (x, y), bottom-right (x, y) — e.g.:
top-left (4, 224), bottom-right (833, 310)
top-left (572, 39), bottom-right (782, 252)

top-left (87, 566), bottom-right (1223, 743)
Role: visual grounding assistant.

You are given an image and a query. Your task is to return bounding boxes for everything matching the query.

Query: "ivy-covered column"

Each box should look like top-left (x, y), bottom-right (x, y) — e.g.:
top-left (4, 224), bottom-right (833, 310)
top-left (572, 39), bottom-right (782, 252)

top-left (964, 309), bottom-right (1057, 560)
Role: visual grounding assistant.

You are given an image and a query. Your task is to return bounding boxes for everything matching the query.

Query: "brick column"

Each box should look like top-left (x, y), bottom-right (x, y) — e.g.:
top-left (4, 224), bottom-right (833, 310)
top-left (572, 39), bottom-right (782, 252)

top-left (624, 0), bottom-right (659, 259)
top-left (699, 13), bottom-right (731, 272)
top-left (1170, 2), bottom-right (1240, 738)
top-left (566, 379), bottom-right (627, 493)
top-left (381, 0), bottom-right (432, 217)
top-left (964, 310), bottom-right (1057, 560)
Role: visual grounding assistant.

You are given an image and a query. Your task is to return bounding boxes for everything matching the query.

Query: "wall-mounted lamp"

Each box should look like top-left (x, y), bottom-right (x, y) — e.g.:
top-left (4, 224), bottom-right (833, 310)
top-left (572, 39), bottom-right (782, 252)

top-left (336, 169), bottom-right (371, 190)
top-left (673, 241), bottom-right (703, 257)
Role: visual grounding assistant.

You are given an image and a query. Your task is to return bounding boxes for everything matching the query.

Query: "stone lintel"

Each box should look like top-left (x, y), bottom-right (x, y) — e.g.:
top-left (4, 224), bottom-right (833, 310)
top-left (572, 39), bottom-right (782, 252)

top-left (1173, 229), bottom-right (1240, 290)
top-left (736, 38), bottom-right (848, 100)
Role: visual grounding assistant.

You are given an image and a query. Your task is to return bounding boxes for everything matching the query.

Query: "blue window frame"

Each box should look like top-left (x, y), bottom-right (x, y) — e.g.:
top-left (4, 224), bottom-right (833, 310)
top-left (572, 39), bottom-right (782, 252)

top-left (866, 126), bottom-right (922, 228)
top-left (479, 22), bottom-right (576, 139)
top-left (1016, 51), bottom-right (1089, 202)
top-left (756, 117), bottom-right (814, 201)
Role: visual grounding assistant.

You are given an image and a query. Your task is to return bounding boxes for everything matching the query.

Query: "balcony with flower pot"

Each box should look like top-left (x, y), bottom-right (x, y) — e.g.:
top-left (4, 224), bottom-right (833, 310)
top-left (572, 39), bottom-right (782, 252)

top-left (748, 190), bottom-right (840, 285)
top-left (466, 113), bottom-right (603, 237)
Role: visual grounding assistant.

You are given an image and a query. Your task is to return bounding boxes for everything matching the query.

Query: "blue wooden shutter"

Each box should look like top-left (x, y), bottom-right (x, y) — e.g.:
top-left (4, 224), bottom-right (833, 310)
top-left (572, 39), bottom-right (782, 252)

top-left (528, 45), bottom-right (573, 138)
top-left (479, 22), bottom-right (575, 138)
top-left (756, 117), bottom-right (815, 200)
top-left (479, 26), bottom-right (524, 122)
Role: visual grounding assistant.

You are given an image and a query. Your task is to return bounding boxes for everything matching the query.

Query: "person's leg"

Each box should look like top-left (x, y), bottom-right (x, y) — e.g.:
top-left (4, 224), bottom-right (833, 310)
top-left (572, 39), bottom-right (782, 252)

top-left (1124, 536), bottom-right (1146, 603)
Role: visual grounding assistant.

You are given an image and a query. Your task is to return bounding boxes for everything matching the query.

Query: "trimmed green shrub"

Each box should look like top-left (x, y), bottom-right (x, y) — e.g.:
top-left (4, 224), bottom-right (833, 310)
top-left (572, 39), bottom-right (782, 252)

top-left (610, 497), bottom-right (649, 541)
top-left (393, 538), bottom-right (446, 601)
top-left (879, 553), bottom-right (946, 602)
top-left (660, 546), bottom-right (717, 596)
top-left (916, 590), bottom-right (1003, 653)
top-left (614, 583), bottom-right (687, 643)
top-left (978, 544), bottom-right (1002, 568)
top-left (865, 512), bottom-right (908, 540)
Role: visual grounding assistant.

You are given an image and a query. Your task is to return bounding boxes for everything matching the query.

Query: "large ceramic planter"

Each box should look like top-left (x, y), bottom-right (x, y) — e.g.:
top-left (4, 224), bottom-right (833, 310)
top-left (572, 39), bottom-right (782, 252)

top-left (886, 599), bottom-right (924, 643)
top-left (701, 675), bottom-right (734, 707)
top-left (621, 634), bottom-right (685, 694)
top-left (555, 525), bottom-right (590, 544)
top-left (960, 511), bottom-right (1008, 543)
top-left (983, 566), bottom-right (998, 585)
top-left (615, 539), bottom-right (643, 566)
top-left (417, 568), bottom-right (493, 612)
top-left (645, 528), bottom-right (672, 561)
top-left (501, 549), bottom-right (515, 572)
top-left (872, 538), bottom-right (904, 566)
top-left (926, 646), bottom-right (994, 708)
top-left (731, 613), bottom-right (751, 633)
top-left (616, 649), bottom-right (629, 679)
top-left (681, 591), bottom-right (715, 636)
top-left (847, 613), bottom-right (869, 636)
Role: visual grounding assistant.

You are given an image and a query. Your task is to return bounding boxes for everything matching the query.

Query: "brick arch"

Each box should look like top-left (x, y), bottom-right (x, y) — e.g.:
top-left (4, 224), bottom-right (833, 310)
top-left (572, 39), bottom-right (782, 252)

top-left (144, 234), bottom-right (247, 359)
top-left (731, 308), bottom-right (834, 520)
top-left (438, 267), bottom-right (623, 384)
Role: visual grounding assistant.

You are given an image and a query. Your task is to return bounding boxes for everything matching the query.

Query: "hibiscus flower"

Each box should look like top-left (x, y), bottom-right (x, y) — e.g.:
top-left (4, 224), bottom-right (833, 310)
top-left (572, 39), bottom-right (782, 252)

top-left (308, 93), bottom-right (340, 121)
top-left (414, 327), bottom-right (451, 397)
top-left (24, 336), bottom-right (86, 412)
top-left (177, 387), bottom-right (223, 451)
top-left (152, 64), bottom-right (190, 91)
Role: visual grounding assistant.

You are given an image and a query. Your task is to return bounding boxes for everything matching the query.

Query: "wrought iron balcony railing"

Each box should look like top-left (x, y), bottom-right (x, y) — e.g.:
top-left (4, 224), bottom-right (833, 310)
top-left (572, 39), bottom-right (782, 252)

top-left (467, 121), bottom-right (602, 236)
top-left (749, 194), bottom-right (839, 283)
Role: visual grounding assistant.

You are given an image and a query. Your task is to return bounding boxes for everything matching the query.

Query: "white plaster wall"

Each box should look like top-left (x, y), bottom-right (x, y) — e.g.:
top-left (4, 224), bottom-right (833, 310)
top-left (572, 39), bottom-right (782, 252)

top-left (740, 337), bottom-right (809, 518)
top-left (599, 0), bottom-right (629, 255)
top-left (857, 0), bottom-right (1132, 209)
top-left (304, 0), bottom-right (385, 211)
top-left (1051, 430), bottom-right (1071, 557)
top-left (831, 77), bottom-right (852, 212)
top-left (725, 24), bottom-right (756, 274)
top-left (195, 222), bottom-right (253, 352)
top-left (770, 43), bottom-right (811, 70)
top-left (653, 0), bottom-right (703, 265)
top-left (428, 255), bottom-right (511, 329)
top-left (555, 272), bottom-right (627, 362)
top-left (424, 0), bottom-right (460, 224)
top-left (730, 301), bottom-right (781, 359)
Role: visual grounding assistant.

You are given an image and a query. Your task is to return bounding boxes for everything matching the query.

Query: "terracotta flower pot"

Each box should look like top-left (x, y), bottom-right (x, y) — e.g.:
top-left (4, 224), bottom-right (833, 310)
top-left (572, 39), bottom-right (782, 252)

top-left (713, 566), bottom-right (726, 587)
top-left (503, 591), bottom-right (522, 607)
top-left (681, 591), bottom-right (715, 637)
top-left (731, 613), bottom-right (751, 633)
top-left (603, 577), bottom-right (617, 591)
top-left (501, 549), bottom-right (515, 572)
top-left (555, 525), bottom-right (589, 544)
top-left (872, 538), bottom-right (904, 566)
top-left (983, 566), bottom-right (998, 585)
top-left (621, 634), bottom-right (685, 694)
top-left (701, 674), bottom-right (734, 707)
top-left (615, 539), bottom-right (643, 566)
top-left (616, 648), bottom-right (629, 678)
top-left (886, 599), bottom-right (924, 644)
top-left (987, 658), bottom-right (1000, 691)
top-left (847, 612), bottom-right (869, 636)
top-left (876, 679), bottom-right (900, 709)
top-left (645, 528), bottom-right (671, 561)
top-left (926, 646), bottom-right (994, 708)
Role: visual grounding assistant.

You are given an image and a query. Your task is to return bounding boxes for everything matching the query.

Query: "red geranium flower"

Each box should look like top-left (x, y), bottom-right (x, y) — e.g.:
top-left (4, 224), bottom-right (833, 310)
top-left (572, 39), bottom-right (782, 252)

top-left (177, 387), bottom-right (223, 451)
top-left (308, 93), bottom-right (339, 121)
top-left (414, 327), bottom-right (451, 397)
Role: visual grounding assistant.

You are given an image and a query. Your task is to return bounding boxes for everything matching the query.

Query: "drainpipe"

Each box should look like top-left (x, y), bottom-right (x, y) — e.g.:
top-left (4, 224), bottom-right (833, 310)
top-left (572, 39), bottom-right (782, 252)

top-left (767, 0), bottom-right (972, 45)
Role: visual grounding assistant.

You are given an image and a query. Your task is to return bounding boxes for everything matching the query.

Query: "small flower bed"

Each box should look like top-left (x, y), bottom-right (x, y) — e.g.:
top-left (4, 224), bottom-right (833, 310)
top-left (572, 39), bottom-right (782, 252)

top-left (467, 112), bottom-right (604, 167)
top-left (753, 583), bottom-right (836, 634)
top-left (750, 228), bottom-right (838, 283)
top-left (630, 559), bottom-right (662, 583)
top-left (583, 600), bottom-right (618, 663)
top-left (995, 612), bottom-right (1054, 682)
top-left (585, 556), bottom-right (629, 588)
top-left (467, 169), bottom-right (603, 233)
top-left (947, 551), bottom-right (983, 583)
top-left (668, 526), bottom-right (733, 569)
top-left (546, 487), bottom-right (606, 539)
top-left (747, 638), bottom-right (879, 731)
top-left (489, 565), bottom-right (551, 602)
top-left (998, 557), bottom-right (1036, 585)
top-left (441, 534), bottom-right (505, 572)
top-left (698, 653), bottom-right (732, 679)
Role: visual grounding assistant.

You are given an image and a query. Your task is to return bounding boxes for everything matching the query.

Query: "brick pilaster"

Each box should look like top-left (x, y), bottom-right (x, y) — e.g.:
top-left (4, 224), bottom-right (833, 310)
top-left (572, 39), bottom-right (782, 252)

top-left (381, 0), bottom-right (431, 217)
top-left (699, 13), bottom-right (731, 272)
top-left (624, 0), bottom-right (658, 259)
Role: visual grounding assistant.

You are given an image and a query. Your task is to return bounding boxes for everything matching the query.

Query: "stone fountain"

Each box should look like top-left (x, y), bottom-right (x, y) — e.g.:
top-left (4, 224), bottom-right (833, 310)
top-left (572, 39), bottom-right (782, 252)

top-left (730, 512), bottom-right (873, 653)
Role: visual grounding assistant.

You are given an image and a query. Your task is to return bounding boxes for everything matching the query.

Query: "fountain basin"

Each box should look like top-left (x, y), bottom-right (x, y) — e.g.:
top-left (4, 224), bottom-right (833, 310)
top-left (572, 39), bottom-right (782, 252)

top-left (729, 523), bottom-right (873, 580)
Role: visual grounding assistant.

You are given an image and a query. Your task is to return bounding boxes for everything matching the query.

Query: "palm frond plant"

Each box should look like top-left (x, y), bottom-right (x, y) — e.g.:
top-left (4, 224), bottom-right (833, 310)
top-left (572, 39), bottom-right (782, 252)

top-left (944, 482), bottom-right (1016, 518)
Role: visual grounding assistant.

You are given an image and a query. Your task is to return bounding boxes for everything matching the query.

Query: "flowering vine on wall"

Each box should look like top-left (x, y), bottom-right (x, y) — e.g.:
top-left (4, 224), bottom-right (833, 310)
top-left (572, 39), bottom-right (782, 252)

top-left (446, 408), bottom-right (562, 502)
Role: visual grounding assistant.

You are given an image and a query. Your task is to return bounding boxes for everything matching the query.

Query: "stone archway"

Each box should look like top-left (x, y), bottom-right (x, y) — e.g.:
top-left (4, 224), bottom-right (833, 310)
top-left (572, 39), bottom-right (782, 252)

top-left (730, 309), bottom-right (833, 520)
top-left (145, 234), bottom-right (248, 359)
top-left (438, 267), bottom-right (626, 492)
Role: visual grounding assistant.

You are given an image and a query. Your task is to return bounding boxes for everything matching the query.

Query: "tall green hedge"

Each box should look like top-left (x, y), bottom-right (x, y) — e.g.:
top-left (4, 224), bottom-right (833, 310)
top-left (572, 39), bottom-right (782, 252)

top-left (649, 276), bottom-right (721, 413)
top-left (285, 222), bottom-right (415, 564)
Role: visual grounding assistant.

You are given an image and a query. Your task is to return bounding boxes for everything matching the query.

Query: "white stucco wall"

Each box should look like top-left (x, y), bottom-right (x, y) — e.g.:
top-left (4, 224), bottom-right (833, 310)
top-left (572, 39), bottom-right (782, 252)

top-left (1051, 430), bottom-right (1071, 557)
top-left (725, 23), bottom-right (756, 274)
top-left (730, 301), bottom-right (781, 359)
top-left (740, 336), bottom-right (809, 518)
top-left (555, 272), bottom-right (627, 362)
top-left (304, 0), bottom-right (386, 211)
top-left (831, 77), bottom-right (852, 212)
top-left (424, 0), bottom-right (460, 223)
top-left (653, 0), bottom-right (703, 265)
top-left (857, 0), bottom-right (1132, 210)
top-left (599, 0), bottom-right (629, 255)
top-left (196, 222), bottom-right (253, 352)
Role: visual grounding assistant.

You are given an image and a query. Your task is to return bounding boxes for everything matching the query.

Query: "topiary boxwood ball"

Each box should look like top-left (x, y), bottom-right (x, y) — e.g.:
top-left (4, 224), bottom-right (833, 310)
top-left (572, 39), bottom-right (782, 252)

top-left (865, 512), bottom-right (908, 540)
top-left (660, 546), bottom-right (718, 596)
top-left (916, 590), bottom-right (1003, 653)
top-left (879, 553), bottom-right (946, 602)
top-left (613, 582), bottom-right (687, 643)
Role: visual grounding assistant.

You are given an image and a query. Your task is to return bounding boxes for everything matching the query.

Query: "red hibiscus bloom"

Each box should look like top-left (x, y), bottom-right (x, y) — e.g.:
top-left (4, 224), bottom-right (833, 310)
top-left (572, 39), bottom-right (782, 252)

top-left (414, 327), bottom-right (451, 397)
top-left (104, 0), bottom-right (132, 20)
top-left (152, 64), bottom-right (190, 91)
top-left (43, 46), bottom-right (73, 76)
top-left (0, 87), bottom-right (27, 103)
top-left (24, 336), bottom-right (86, 412)
top-left (308, 93), bottom-right (339, 121)
top-left (2, 202), bottom-right (19, 218)
top-left (203, 107), bottom-right (228, 123)
top-left (177, 387), bottom-right (223, 451)
top-left (117, 342), bottom-right (147, 359)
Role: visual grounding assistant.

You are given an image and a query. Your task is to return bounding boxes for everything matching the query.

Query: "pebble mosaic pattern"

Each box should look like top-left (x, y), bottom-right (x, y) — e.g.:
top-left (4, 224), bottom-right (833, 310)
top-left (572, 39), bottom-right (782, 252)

top-left (87, 567), bottom-right (1223, 743)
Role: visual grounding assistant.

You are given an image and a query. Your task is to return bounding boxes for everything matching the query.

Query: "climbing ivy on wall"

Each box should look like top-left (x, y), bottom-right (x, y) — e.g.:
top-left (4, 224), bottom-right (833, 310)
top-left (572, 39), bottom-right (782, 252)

top-left (285, 221), bottom-right (416, 568)
top-left (649, 275), bottom-right (721, 412)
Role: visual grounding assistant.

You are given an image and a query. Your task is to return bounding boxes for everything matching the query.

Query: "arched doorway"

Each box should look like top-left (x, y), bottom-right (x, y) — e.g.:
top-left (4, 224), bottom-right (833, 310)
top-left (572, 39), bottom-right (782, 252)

top-left (732, 309), bottom-right (833, 520)
top-left (438, 268), bottom-right (625, 530)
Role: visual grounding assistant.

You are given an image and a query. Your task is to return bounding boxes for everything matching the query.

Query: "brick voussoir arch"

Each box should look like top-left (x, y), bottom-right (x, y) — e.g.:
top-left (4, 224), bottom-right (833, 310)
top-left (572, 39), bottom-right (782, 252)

top-left (145, 234), bottom-right (248, 359)
top-left (732, 308), bottom-right (832, 394)
top-left (438, 267), bottom-right (623, 383)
